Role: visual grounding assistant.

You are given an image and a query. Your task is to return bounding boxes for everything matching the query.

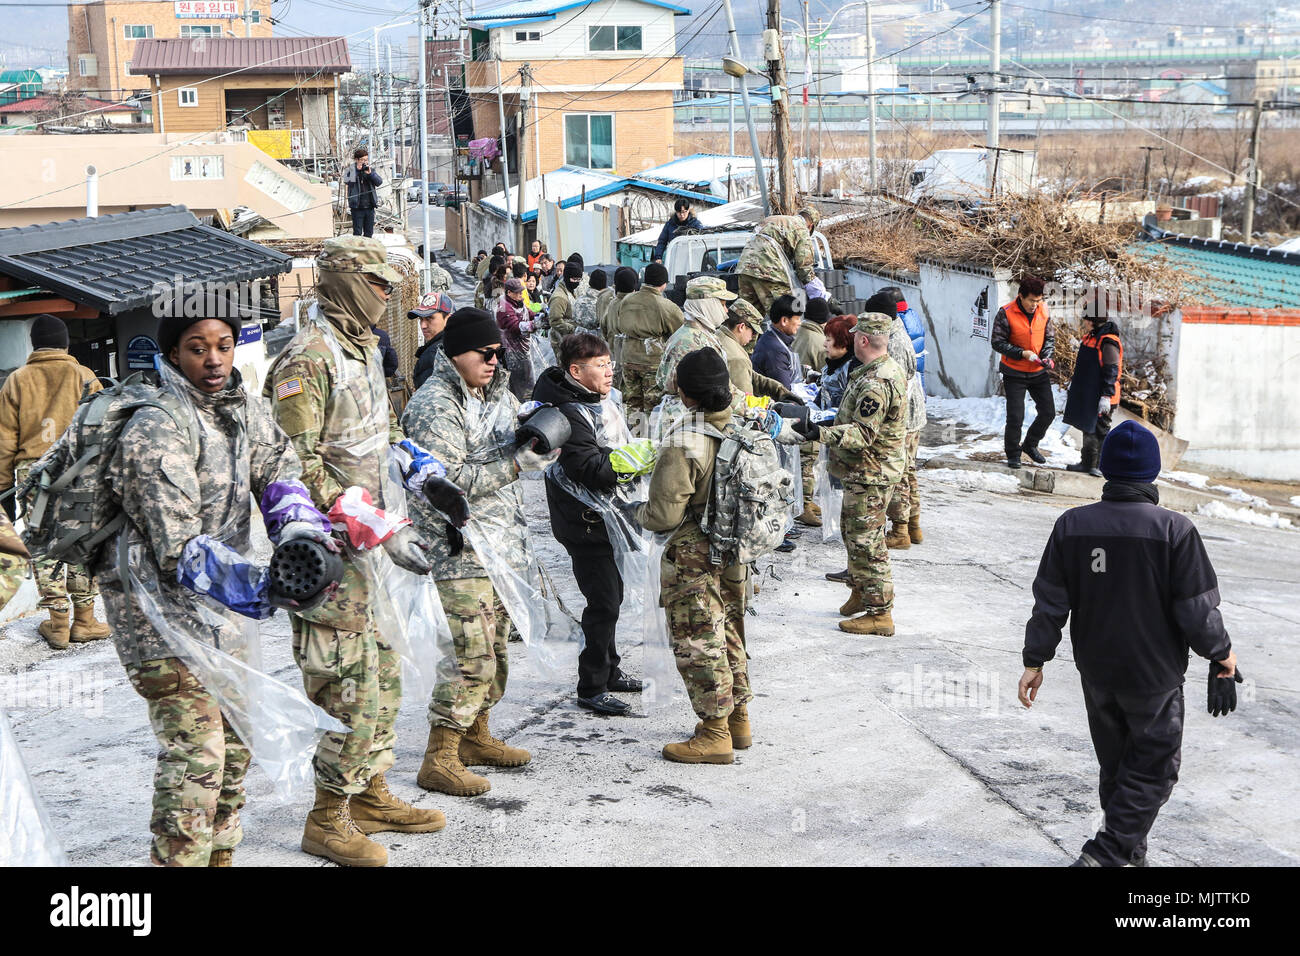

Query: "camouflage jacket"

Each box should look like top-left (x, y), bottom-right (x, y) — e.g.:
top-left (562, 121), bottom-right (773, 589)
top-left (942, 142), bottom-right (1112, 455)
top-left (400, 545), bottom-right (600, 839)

top-left (594, 288), bottom-right (616, 338)
top-left (0, 513), bottom-right (28, 611)
top-left (400, 348), bottom-right (525, 581)
top-left (888, 316), bottom-right (927, 433)
top-left (635, 406), bottom-right (734, 545)
top-left (735, 215), bottom-right (816, 286)
top-left (574, 286), bottom-right (602, 332)
top-left (546, 283), bottom-right (578, 354)
top-left (614, 287), bottom-right (683, 368)
top-left (656, 321), bottom-right (727, 395)
top-left (264, 315), bottom-right (404, 632)
top-left (99, 370), bottom-right (301, 665)
top-left (429, 262), bottom-right (453, 295)
top-left (820, 354), bottom-right (907, 487)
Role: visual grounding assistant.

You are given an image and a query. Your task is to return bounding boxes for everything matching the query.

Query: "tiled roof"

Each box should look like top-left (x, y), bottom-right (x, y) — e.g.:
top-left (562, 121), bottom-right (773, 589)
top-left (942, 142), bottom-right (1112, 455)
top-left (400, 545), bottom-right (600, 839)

top-left (128, 37), bottom-right (351, 76)
top-left (0, 206), bottom-right (291, 314)
top-left (1136, 227), bottom-right (1300, 309)
top-left (0, 95), bottom-right (132, 114)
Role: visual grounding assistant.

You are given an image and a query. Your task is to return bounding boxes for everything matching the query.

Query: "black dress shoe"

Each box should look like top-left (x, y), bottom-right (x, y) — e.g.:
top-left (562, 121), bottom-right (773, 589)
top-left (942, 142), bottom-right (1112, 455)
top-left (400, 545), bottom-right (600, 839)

top-left (775, 537), bottom-right (797, 553)
top-left (576, 692), bottom-right (631, 715)
top-left (1022, 445), bottom-right (1046, 464)
top-left (607, 670), bottom-right (642, 693)
top-left (1065, 461), bottom-right (1090, 473)
top-left (1006, 457), bottom-right (1022, 470)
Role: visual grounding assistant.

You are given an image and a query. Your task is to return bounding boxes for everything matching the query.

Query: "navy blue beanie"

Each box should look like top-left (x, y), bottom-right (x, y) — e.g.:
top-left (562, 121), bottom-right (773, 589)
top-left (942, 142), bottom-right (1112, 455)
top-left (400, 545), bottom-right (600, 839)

top-left (1099, 419), bottom-right (1161, 483)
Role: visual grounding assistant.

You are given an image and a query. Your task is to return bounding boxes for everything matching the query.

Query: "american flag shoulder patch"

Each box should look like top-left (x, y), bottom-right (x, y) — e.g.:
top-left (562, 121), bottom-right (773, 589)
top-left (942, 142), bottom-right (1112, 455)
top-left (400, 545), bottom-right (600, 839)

top-left (276, 377), bottom-right (304, 400)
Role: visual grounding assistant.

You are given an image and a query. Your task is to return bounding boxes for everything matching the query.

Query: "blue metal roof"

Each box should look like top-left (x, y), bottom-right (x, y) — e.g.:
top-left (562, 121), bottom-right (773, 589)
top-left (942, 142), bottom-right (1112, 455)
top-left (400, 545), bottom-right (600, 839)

top-left (1136, 227), bottom-right (1300, 308)
top-left (482, 165), bottom-right (718, 223)
top-left (467, 0), bottom-right (689, 24)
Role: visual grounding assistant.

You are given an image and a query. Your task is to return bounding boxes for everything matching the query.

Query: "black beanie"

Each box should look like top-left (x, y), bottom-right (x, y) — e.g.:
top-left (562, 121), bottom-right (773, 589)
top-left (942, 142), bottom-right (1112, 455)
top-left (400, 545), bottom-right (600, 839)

top-left (157, 312), bottom-right (243, 360)
top-left (589, 269), bottom-right (608, 291)
top-left (614, 266), bottom-right (638, 294)
top-left (442, 307), bottom-right (501, 356)
top-left (563, 260), bottom-right (584, 281)
top-left (864, 291), bottom-right (898, 318)
top-left (676, 347), bottom-right (731, 398)
top-left (567, 252), bottom-right (584, 266)
top-left (30, 314), bottom-right (69, 350)
top-left (1099, 419), bottom-right (1162, 483)
top-left (644, 262), bottom-right (669, 287)
top-left (805, 298), bottom-right (831, 326)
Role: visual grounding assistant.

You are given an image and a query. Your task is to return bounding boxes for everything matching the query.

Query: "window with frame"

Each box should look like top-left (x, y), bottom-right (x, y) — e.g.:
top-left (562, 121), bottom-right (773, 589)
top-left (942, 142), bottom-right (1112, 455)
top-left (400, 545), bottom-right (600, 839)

top-left (588, 25), bottom-right (642, 52)
top-left (178, 87), bottom-right (199, 107)
top-left (123, 24), bottom-right (153, 39)
top-left (181, 25), bottom-right (219, 38)
top-left (564, 113), bottom-right (614, 169)
top-left (514, 30), bottom-right (541, 42)
top-left (78, 54), bottom-right (97, 77)
top-left (250, 9), bottom-right (261, 22)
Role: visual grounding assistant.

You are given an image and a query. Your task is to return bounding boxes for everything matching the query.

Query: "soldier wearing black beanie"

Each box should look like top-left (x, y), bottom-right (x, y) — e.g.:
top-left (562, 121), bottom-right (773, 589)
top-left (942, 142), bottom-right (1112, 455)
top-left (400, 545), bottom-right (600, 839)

top-left (442, 307), bottom-right (502, 357)
top-left (613, 266), bottom-right (638, 295)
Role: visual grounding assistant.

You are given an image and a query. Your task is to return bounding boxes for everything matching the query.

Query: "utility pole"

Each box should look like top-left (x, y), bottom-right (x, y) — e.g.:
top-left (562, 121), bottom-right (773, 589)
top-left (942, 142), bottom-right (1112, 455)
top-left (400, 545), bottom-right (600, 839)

top-left (729, 76), bottom-right (736, 154)
top-left (988, 0), bottom-right (1001, 151)
top-left (494, 55), bottom-right (515, 252)
top-left (243, 0), bottom-right (252, 37)
top-left (722, 0), bottom-right (770, 215)
top-left (817, 16), bottom-right (823, 196)
top-left (370, 27), bottom-right (380, 164)
top-left (418, 0), bottom-right (432, 291)
top-left (1243, 99), bottom-right (1263, 243)
top-left (866, 0), bottom-right (877, 192)
top-left (765, 0), bottom-right (795, 213)
top-left (516, 64), bottom-right (531, 254)
top-left (802, 0), bottom-right (811, 177)
top-left (1138, 145), bottom-right (1160, 199)
top-left (386, 44), bottom-right (396, 164)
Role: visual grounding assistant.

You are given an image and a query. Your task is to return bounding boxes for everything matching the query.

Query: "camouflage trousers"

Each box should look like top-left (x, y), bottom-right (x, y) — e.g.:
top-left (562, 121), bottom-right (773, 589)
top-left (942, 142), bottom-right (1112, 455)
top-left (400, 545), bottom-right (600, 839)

top-left (800, 441), bottom-right (819, 508)
top-left (737, 274), bottom-right (789, 317)
top-left (0, 512), bottom-right (28, 610)
top-left (291, 616), bottom-right (400, 796)
top-left (661, 533), bottom-right (751, 720)
top-left (124, 657), bottom-right (250, 867)
top-left (621, 363), bottom-right (663, 422)
top-left (429, 576), bottom-right (511, 731)
top-left (887, 430), bottom-right (922, 523)
top-left (14, 461), bottom-right (96, 611)
top-left (841, 482), bottom-right (894, 613)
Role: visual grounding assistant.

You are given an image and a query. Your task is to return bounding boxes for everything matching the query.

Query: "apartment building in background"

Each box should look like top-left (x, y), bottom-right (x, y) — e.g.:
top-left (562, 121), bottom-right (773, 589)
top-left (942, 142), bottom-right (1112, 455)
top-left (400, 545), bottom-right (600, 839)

top-left (67, 0), bottom-right (272, 100)
top-left (462, 0), bottom-right (689, 178)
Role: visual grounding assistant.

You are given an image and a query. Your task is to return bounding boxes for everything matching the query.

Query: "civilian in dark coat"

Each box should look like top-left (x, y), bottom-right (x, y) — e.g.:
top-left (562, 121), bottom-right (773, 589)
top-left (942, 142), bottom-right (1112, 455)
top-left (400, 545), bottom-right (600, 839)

top-left (344, 148), bottom-right (382, 238)
top-left (1019, 420), bottom-right (1241, 867)
top-left (652, 199), bottom-right (705, 262)
top-left (532, 333), bottom-right (641, 715)
top-left (410, 292), bottom-right (452, 390)
top-left (371, 324), bottom-right (399, 378)
top-left (751, 293), bottom-right (805, 388)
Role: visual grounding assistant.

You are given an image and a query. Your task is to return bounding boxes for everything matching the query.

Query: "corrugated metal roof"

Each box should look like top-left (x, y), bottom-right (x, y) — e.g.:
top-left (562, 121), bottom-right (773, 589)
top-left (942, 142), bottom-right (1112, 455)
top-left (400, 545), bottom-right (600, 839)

top-left (638, 153), bottom-right (773, 188)
top-left (128, 37), bottom-right (351, 76)
top-left (0, 95), bottom-right (131, 114)
top-left (481, 165), bottom-right (718, 222)
top-left (1136, 228), bottom-right (1300, 309)
top-left (0, 206), bottom-right (291, 314)
top-left (467, 0), bottom-right (689, 22)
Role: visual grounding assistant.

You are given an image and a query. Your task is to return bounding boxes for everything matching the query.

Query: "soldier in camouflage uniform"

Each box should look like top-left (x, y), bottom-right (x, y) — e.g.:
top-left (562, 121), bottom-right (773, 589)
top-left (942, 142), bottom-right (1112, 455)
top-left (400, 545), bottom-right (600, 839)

top-left (881, 298), bottom-right (927, 550)
top-left (546, 260), bottom-right (586, 354)
top-left (614, 262), bottom-right (682, 425)
top-left (637, 348), bottom-right (752, 765)
top-left (0, 513), bottom-right (29, 610)
top-left (265, 236), bottom-right (445, 867)
top-left (95, 310), bottom-right (332, 867)
top-left (803, 312), bottom-right (906, 637)
top-left (401, 308), bottom-right (532, 798)
top-left (655, 276), bottom-right (735, 426)
top-left (574, 269), bottom-right (606, 333)
top-left (735, 206), bottom-right (820, 315)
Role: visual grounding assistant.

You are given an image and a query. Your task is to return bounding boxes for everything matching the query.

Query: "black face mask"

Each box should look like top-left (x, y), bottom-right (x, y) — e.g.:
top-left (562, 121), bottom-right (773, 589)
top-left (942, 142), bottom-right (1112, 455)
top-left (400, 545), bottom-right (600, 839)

top-left (565, 277), bottom-right (581, 293)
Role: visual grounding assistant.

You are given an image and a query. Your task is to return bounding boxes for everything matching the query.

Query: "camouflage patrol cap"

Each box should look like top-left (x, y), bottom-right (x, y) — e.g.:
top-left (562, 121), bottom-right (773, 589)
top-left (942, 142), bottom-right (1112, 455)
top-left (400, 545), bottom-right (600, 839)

top-left (686, 275), bottom-right (737, 301)
top-left (853, 312), bottom-right (894, 336)
top-left (318, 235), bottom-right (404, 286)
top-left (728, 297), bottom-right (765, 334)
top-left (797, 205), bottom-right (821, 230)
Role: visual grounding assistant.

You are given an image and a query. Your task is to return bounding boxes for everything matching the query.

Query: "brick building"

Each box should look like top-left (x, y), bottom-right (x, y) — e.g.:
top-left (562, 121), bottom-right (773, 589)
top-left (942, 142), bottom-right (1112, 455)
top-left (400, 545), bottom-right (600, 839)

top-left (67, 0), bottom-right (273, 101)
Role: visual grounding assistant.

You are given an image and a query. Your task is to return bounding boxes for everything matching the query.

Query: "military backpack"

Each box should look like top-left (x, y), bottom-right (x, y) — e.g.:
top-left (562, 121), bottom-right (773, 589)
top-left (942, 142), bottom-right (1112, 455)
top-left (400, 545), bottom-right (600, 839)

top-left (16, 373), bottom-right (197, 568)
top-left (689, 419), bottom-right (794, 567)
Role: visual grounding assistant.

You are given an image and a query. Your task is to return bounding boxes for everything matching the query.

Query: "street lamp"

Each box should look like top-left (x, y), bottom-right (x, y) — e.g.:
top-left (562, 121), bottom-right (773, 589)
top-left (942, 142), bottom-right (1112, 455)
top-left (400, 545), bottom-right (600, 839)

top-left (720, 0), bottom-right (772, 217)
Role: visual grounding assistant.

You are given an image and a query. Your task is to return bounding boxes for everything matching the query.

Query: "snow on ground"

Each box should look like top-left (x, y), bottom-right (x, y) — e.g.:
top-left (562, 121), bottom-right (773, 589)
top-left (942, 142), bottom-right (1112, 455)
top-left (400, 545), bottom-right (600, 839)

top-left (924, 391), bottom-right (1076, 464)
top-left (1291, 496), bottom-right (1300, 509)
top-left (1197, 500), bottom-right (1295, 530)
top-left (922, 468), bottom-right (1021, 495)
top-left (1163, 470), bottom-right (1268, 507)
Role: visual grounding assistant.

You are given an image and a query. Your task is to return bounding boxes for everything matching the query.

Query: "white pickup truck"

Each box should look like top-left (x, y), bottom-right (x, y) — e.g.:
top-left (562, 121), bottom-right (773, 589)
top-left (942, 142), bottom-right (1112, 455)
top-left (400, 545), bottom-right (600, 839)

top-left (659, 227), bottom-right (834, 286)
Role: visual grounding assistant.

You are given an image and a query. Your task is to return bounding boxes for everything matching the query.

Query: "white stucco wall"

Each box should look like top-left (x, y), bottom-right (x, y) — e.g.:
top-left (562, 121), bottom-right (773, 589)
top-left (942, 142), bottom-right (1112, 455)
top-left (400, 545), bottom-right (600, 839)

top-left (490, 0), bottom-right (678, 61)
top-left (1174, 317), bottom-right (1300, 481)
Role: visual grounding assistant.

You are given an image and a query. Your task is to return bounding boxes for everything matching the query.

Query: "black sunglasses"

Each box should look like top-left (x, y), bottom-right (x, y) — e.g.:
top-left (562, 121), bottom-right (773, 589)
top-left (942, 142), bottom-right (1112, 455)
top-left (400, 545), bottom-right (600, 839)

top-left (472, 346), bottom-right (505, 362)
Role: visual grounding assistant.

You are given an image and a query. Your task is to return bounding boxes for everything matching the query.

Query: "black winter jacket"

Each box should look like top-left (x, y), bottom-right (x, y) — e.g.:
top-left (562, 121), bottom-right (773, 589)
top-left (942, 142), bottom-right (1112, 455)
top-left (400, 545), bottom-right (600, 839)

top-left (1023, 481), bottom-right (1231, 692)
top-left (372, 325), bottom-right (399, 378)
top-left (412, 333), bottom-right (442, 391)
top-left (532, 367), bottom-right (620, 547)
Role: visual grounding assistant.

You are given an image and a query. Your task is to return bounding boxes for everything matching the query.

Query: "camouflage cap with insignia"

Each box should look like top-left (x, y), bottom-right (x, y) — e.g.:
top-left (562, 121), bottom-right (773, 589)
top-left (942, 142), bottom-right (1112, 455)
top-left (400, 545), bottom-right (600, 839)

top-left (318, 235), bottom-right (404, 286)
top-left (686, 275), bottom-right (737, 301)
top-left (798, 205), bottom-right (821, 230)
top-left (729, 297), bottom-right (765, 334)
top-left (853, 311), bottom-right (894, 336)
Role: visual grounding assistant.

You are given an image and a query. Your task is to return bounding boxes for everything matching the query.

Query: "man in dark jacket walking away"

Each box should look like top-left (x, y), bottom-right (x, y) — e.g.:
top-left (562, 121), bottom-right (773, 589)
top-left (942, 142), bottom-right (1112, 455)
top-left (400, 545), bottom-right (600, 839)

top-left (534, 332), bottom-right (649, 715)
top-left (1019, 420), bottom-right (1242, 867)
top-left (344, 148), bottom-right (382, 238)
top-left (1063, 291), bottom-right (1123, 478)
top-left (992, 275), bottom-right (1055, 468)
top-left (652, 199), bottom-right (704, 262)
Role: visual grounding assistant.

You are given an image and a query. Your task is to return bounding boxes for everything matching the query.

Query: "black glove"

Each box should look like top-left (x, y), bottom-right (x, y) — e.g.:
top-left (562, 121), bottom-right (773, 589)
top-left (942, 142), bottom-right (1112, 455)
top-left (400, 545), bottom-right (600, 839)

top-left (447, 523), bottom-right (465, 557)
top-left (1, 492), bottom-right (15, 524)
top-left (424, 474), bottom-right (470, 528)
top-left (794, 419), bottom-right (821, 442)
top-left (772, 402), bottom-right (809, 425)
top-left (1207, 661), bottom-right (1245, 717)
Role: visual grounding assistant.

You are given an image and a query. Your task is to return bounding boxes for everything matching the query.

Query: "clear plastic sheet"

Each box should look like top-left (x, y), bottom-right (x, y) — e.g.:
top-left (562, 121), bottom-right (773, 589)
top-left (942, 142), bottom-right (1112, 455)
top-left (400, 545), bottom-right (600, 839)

top-left (814, 444), bottom-right (843, 543)
top-left (528, 332), bottom-right (558, 384)
top-left (543, 399), bottom-right (680, 712)
top-left (0, 708), bottom-right (67, 866)
top-left (776, 440), bottom-right (804, 525)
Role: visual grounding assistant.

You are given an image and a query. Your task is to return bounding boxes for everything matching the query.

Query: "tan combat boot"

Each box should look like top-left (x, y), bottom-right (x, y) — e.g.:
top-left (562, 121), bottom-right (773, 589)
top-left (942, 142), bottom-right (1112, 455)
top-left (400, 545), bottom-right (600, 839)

top-left (301, 787), bottom-right (388, 867)
top-left (69, 604), bottom-right (111, 642)
top-left (886, 522), bottom-right (912, 550)
top-left (208, 849), bottom-right (234, 867)
top-left (908, 514), bottom-right (923, 544)
top-left (839, 610), bottom-right (895, 637)
top-left (663, 716), bottom-right (734, 764)
top-left (38, 608), bottom-right (70, 650)
top-left (839, 588), bottom-right (866, 617)
top-left (796, 502), bottom-right (823, 527)
top-left (694, 704), bottom-right (752, 749)
top-left (350, 772), bottom-right (447, 834)
top-left (460, 711), bottom-right (531, 767)
top-left (417, 725), bottom-right (491, 797)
